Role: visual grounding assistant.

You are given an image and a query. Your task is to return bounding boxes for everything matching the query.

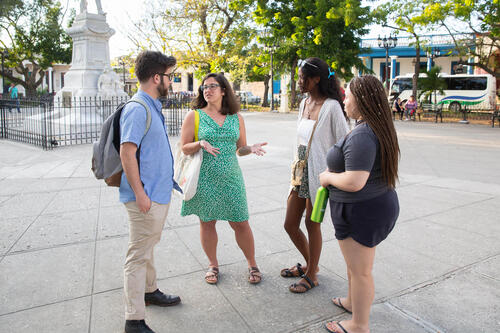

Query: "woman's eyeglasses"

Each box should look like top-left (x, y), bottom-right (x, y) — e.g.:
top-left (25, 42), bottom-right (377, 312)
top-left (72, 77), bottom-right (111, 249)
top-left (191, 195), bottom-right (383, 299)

top-left (298, 59), bottom-right (319, 69)
top-left (200, 84), bottom-right (220, 91)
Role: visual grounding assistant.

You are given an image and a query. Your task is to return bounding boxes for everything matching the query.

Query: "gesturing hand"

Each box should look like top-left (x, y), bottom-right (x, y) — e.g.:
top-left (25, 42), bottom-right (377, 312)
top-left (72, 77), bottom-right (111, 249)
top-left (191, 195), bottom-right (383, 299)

top-left (251, 142), bottom-right (268, 156)
top-left (200, 140), bottom-right (220, 157)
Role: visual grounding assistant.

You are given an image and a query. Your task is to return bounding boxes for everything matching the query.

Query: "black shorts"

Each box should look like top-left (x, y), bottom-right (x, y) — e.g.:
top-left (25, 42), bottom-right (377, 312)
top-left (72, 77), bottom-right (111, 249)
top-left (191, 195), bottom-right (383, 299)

top-left (329, 189), bottom-right (399, 248)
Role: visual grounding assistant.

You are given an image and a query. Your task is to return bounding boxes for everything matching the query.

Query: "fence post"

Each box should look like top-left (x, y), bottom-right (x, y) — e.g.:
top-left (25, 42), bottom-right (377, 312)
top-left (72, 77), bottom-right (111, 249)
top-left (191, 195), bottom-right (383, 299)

top-left (0, 100), bottom-right (7, 139)
top-left (41, 102), bottom-right (48, 149)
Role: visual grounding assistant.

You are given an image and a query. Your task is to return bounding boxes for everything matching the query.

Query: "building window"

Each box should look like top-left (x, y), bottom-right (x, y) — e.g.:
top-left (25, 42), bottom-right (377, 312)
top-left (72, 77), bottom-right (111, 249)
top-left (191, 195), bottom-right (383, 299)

top-left (61, 72), bottom-right (65, 88)
top-left (451, 61), bottom-right (466, 74)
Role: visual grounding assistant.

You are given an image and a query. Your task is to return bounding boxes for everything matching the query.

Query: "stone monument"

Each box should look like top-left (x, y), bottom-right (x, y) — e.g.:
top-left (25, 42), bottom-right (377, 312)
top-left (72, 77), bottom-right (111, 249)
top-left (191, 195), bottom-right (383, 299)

top-left (27, 0), bottom-right (127, 146)
top-left (56, 0), bottom-right (126, 100)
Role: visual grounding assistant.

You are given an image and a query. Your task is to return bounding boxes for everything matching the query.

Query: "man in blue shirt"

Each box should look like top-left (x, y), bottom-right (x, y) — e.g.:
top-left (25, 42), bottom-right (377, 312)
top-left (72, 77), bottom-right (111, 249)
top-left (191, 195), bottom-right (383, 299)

top-left (120, 51), bottom-right (181, 333)
top-left (8, 83), bottom-right (20, 113)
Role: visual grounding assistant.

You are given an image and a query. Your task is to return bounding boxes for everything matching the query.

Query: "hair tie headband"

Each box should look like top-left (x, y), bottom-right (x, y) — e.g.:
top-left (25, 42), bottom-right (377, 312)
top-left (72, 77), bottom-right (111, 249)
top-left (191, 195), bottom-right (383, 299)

top-left (328, 69), bottom-right (335, 78)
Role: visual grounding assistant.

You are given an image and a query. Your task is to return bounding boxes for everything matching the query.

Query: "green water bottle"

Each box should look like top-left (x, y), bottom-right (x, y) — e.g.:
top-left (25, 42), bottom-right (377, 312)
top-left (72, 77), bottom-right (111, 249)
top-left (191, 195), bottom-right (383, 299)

top-left (311, 187), bottom-right (329, 223)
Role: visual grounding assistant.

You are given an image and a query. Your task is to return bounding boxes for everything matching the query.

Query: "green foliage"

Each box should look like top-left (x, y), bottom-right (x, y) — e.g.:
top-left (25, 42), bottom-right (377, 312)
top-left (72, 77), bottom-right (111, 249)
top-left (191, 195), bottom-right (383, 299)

top-left (255, 0), bottom-right (372, 80)
top-left (416, 0), bottom-right (500, 77)
top-left (0, 0), bottom-right (22, 18)
top-left (377, 0), bottom-right (427, 98)
top-left (0, 0), bottom-right (73, 96)
top-left (254, 0), bottom-right (373, 107)
top-left (129, 0), bottom-right (256, 80)
top-left (418, 66), bottom-right (446, 104)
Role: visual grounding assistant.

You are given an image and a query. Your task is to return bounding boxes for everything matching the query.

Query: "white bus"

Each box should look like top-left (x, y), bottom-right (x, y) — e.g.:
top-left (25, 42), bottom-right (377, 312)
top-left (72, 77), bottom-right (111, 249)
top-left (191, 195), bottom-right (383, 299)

top-left (390, 73), bottom-right (497, 112)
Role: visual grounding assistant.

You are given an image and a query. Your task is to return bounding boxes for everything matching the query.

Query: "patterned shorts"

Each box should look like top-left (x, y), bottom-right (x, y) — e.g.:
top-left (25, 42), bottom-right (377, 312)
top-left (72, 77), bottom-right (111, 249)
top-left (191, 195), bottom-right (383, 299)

top-left (292, 145), bottom-right (310, 199)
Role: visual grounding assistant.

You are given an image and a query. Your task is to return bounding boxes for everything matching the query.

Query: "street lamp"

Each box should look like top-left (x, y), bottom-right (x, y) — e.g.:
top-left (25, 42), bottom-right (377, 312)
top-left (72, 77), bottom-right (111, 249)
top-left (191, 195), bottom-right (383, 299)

top-left (426, 47), bottom-right (440, 67)
top-left (377, 34), bottom-right (397, 94)
top-left (264, 42), bottom-right (278, 111)
top-left (119, 57), bottom-right (126, 93)
top-left (1, 49), bottom-right (9, 94)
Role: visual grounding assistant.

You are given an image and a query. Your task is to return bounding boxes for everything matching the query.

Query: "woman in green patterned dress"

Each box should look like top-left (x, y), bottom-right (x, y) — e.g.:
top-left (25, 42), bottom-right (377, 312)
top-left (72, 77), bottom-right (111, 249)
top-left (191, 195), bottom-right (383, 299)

top-left (180, 73), bottom-right (267, 285)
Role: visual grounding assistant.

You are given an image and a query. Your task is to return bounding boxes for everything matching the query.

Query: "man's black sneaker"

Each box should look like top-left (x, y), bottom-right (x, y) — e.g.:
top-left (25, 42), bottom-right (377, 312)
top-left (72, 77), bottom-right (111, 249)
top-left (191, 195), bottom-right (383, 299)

top-left (145, 289), bottom-right (181, 307)
top-left (124, 320), bottom-right (154, 333)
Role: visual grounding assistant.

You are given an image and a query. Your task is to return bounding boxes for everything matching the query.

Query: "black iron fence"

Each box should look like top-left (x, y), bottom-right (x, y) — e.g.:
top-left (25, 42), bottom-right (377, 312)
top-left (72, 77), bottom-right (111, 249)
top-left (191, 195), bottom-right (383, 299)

top-left (0, 93), bottom-right (192, 150)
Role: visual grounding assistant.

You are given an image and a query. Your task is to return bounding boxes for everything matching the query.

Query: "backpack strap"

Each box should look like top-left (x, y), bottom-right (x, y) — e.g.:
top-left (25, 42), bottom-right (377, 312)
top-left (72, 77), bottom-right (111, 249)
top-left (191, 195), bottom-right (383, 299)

top-left (194, 110), bottom-right (200, 142)
top-left (126, 96), bottom-right (152, 138)
top-left (123, 96), bottom-right (154, 173)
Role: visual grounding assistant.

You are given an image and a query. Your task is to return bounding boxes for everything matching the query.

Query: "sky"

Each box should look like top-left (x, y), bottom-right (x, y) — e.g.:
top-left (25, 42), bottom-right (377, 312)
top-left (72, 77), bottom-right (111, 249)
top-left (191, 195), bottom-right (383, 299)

top-left (63, 0), bottom-right (395, 59)
top-left (63, 0), bottom-right (145, 59)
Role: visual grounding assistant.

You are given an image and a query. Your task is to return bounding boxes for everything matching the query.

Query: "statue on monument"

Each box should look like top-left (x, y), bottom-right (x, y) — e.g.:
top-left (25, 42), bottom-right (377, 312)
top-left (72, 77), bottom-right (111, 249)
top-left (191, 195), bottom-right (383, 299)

top-left (80, 0), bottom-right (104, 15)
top-left (97, 67), bottom-right (126, 100)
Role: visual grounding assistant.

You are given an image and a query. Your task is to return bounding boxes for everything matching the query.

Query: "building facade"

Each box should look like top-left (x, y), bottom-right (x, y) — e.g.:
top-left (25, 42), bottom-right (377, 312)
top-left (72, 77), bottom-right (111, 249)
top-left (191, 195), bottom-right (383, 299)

top-left (358, 34), bottom-right (478, 86)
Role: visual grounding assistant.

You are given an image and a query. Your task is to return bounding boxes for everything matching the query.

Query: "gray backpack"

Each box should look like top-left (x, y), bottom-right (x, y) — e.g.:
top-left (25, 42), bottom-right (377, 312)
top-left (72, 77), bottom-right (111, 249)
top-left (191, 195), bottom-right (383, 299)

top-left (91, 96), bottom-right (152, 187)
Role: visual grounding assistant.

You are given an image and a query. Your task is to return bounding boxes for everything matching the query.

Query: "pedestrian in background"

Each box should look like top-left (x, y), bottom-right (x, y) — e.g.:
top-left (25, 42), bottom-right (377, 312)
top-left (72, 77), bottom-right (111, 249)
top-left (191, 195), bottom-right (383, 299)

top-left (8, 83), bottom-right (20, 113)
top-left (404, 95), bottom-right (418, 120)
top-left (392, 97), bottom-right (403, 120)
top-left (120, 51), bottom-right (181, 333)
top-left (320, 75), bottom-right (400, 333)
top-left (281, 57), bottom-right (348, 293)
top-left (180, 72), bottom-right (267, 285)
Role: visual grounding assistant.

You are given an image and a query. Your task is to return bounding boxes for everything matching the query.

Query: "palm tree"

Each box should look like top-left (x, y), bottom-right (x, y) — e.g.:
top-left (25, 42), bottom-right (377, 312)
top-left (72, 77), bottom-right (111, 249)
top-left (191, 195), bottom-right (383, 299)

top-left (418, 66), bottom-right (447, 105)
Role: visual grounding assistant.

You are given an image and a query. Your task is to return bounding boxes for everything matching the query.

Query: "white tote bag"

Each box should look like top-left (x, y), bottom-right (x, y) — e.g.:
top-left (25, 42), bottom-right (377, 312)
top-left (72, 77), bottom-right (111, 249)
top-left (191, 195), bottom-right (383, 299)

top-left (174, 143), bottom-right (202, 201)
top-left (173, 110), bottom-right (202, 201)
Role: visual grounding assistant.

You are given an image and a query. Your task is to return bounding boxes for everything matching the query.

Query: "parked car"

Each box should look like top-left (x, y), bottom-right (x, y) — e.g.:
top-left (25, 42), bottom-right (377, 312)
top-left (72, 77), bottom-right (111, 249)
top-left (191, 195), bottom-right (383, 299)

top-left (236, 91), bottom-right (261, 104)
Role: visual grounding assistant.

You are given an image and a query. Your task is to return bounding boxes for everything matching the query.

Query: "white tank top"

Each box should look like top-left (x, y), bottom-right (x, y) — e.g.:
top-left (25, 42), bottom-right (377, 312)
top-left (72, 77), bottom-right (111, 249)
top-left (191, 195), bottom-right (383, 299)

top-left (297, 118), bottom-right (316, 146)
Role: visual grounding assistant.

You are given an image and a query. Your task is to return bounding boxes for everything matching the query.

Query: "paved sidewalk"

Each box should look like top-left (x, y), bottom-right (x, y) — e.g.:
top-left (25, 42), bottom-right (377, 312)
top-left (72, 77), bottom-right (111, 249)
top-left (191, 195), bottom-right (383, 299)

top-left (0, 112), bottom-right (499, 333)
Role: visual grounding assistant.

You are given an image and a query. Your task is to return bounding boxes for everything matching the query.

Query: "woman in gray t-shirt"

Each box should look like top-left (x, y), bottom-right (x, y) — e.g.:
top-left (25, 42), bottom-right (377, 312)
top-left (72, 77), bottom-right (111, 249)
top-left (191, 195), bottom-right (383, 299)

top-left (319, 75), bottom-right (400, 333)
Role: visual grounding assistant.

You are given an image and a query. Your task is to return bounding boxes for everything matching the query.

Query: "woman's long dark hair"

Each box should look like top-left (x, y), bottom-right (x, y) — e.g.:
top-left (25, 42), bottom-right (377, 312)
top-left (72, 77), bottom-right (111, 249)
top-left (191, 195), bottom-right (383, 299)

top-left (349, 75), bottom-right (400, 188)
top-left (191, 73), bottom-right (239, 115)
top-left (300, 57), bottom-right (345, 117)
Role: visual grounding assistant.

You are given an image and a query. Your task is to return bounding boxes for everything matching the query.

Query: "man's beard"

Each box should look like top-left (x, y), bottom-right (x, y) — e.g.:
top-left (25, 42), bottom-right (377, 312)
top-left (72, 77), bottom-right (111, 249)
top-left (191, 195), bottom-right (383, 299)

top-left (157, 76), bottom-right (168, 97)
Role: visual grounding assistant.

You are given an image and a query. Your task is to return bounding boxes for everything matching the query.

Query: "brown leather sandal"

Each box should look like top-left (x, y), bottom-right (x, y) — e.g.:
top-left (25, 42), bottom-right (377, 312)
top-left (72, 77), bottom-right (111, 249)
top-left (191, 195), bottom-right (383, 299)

top-left (280, 262), bottom-right (305, 278)
top-left (289, 274), bottom-right (318, 293)
top-left (205, 266), bottom-right (219, 284)
top-left (248, 266), bottom-right (262, 284)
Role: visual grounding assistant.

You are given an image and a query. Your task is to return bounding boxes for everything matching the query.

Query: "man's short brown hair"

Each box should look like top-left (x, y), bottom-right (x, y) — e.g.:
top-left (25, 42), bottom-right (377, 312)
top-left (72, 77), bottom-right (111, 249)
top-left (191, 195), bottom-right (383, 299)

top-left (135, 51), bottom-right (176, 83)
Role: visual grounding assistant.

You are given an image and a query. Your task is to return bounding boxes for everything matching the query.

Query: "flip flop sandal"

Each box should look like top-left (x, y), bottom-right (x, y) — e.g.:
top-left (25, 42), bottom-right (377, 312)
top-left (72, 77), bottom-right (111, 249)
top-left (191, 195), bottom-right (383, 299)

top-left (331, 297), bottom-right (352, 314)
top-left (280, 262), bottom-right (305, 278)
top-left (205, 266), bottom-right (219, 284)
top-left (289, 274), bottom-right (318, 293)
top-left (325, 321), bottom-right (349, 333)
top-left (248, 266), bottom-right (262, 284)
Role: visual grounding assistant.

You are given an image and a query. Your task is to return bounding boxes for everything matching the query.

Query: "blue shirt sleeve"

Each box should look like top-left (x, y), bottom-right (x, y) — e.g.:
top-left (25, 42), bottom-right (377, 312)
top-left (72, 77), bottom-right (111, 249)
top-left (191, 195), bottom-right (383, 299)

top-left (120, 102), bottom-right (148, 147)
top-left (344, 132), bottom-right (377, 172)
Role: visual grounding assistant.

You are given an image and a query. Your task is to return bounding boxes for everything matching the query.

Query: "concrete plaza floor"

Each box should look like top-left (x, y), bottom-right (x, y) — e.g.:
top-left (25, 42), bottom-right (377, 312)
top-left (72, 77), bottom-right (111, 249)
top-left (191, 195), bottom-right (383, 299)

top-left (0, 112), bottom-right (499, 333)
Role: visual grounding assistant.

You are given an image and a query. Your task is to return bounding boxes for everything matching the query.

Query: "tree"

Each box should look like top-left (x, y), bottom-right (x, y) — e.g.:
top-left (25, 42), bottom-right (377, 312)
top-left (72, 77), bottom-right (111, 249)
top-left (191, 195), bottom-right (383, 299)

top-left (128, 0), bottom-right (255, 79)
top-left (418, 66), bottom-right (446, 105)
top-left (377, 0), bottom-right (428, 99)
top-left (0, 0), bottom-right (72, 96)
top-left (415, 0), bottom-right (500, 77)
top-left (0, 0), bottom-right (22, 19)
top-left (255, 0), bottom-right (373, 107)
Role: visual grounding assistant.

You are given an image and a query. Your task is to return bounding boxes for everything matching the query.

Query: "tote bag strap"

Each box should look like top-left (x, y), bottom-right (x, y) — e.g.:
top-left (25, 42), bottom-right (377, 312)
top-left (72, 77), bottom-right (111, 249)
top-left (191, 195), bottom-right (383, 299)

top-left (194, 110), bottom-right (200, 142)
top-left (304, 120), bottom-right (318, 161)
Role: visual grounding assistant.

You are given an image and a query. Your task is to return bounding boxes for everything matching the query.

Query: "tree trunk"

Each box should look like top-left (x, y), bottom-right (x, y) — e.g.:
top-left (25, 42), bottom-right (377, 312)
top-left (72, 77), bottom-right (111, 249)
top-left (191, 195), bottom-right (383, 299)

top-left (262, 74), bottom-right (270, 107)
top-left (290, 58), bottom-right (298, 109)
top-left (412, 38), bottom-right (420, 100)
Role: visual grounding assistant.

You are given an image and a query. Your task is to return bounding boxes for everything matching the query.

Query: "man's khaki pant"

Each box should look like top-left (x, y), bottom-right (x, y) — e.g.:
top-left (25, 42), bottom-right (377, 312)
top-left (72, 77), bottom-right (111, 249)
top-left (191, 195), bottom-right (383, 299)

top-left (123, 201), bottom-right (170, 320)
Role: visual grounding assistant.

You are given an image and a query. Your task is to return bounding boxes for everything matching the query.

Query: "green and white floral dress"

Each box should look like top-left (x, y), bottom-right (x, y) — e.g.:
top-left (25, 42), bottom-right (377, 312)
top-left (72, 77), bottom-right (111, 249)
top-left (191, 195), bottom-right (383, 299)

top-left (181, 109), bottom-right (249, 222)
